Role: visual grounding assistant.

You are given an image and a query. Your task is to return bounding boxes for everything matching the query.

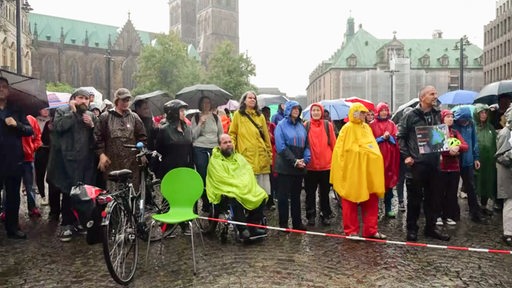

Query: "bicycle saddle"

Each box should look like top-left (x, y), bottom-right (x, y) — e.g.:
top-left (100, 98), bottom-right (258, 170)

top-left (108, 169), bottom-right (133, 182)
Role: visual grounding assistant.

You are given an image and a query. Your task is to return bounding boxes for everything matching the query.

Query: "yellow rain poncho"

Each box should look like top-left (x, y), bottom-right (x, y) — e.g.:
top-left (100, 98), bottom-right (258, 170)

top-left (206, 147), bottom-right (268, 210)
top-left (330, 103), bottom-right (385, 203)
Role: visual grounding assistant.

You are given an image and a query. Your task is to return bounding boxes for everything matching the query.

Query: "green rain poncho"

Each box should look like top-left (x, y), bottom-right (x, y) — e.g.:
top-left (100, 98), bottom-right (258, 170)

top-left (474, 104), bottom-right (497, 200)
top-left (206, 147), bottom-right (268, 210)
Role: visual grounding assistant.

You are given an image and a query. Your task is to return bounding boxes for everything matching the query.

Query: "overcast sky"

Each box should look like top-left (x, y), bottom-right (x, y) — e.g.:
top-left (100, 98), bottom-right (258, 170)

top-left (30, 0), bottom-right (497, 97)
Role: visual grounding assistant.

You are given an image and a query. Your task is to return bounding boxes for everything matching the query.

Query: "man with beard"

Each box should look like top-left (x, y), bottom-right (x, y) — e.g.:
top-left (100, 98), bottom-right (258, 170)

top-left (206, 134), bottom-right (268, 240)
top-left (47, 88), bottom-right (98, 242)
top-left (0, 76), bottom-right (33, 239)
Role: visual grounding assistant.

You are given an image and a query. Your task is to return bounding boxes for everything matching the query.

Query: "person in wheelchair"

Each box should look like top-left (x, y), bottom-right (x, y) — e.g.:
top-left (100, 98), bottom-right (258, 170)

top-left (206, 134), bottom-right (268, 240)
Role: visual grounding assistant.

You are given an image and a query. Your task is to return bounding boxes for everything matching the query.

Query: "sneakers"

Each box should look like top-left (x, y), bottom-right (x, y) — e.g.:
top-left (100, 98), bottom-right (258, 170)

top-left (436, 217), bottom-right (444, 226)
top-left (424, 229), bottom-right (450, 241)
top-left (398, 202), bottom-right (406, 212)
top-left (458, 191), bottom-right (468, 199)
top-left (367, 232), bottom-right (387, 239)
top-left (239, 229), bottom-right (251, 240)
top-left (386, 211), bottom-right (396, 218)
top-left (29, 208), bottom-right (42, 218)
top-left (75, 224), bottom-right (87, 235)
top-left (59, 225), bottom-right (74, 242)
top-left (307, 217), bottom-right (315, 226)
top-left (445, 218), bottom-right (457, 225)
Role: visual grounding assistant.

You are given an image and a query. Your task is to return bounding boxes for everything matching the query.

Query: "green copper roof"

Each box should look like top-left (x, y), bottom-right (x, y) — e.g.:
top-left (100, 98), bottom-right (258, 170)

top-left (29, 13), bottom-right (153, 49)
top-left (325, 28), bottom-right (483, 70)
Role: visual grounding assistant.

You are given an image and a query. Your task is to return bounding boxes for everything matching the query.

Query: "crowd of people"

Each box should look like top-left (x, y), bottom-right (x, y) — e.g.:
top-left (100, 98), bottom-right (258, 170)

top-left (1, 79), bottom-right (512, 246)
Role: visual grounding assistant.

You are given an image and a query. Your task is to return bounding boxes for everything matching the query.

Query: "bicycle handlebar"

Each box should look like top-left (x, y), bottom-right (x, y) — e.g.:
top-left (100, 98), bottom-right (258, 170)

top-left (122, 142), bottom-right (162, 162)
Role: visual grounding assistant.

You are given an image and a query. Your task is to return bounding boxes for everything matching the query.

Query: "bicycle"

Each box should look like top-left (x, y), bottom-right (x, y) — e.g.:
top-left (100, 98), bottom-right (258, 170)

top-left (99, 142), bottom-right (176, 285)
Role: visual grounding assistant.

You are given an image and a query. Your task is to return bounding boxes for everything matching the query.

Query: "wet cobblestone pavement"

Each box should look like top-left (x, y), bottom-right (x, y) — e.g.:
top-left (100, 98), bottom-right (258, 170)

top-left (2, 192), bottom-right (512, 287)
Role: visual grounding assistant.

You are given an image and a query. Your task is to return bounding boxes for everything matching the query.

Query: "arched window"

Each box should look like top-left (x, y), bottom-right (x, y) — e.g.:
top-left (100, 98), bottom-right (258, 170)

top-left (122, 57), bottom-right (136, 89)
top-left (43, 56), bottom-right (57, 83)
top-left (93, 63), bottom-right (104, 89)
top-left (69, 60), bottom-right (80, 87)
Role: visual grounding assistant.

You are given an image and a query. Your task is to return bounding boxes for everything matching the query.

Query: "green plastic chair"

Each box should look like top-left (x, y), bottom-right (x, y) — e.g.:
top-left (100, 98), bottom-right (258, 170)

top-left (145, 167), bottom-right (204, 274)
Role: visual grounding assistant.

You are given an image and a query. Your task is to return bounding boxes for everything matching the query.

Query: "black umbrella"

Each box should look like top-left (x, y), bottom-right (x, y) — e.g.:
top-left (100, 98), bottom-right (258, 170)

top-left (391, 98), bottom-right (419, 123)
top-left (131, 90), bottom-right (172, 116)
top-left (175, 84), bottom-right (232, 109)
top-left (1, 69), bottom-right (47, 116)
top-left (474, 80), bottom-right (512, 105)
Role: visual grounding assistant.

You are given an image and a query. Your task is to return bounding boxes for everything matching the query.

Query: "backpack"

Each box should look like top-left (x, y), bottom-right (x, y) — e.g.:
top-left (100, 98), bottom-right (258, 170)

top-left (305, 120), bottom-right (331, 146)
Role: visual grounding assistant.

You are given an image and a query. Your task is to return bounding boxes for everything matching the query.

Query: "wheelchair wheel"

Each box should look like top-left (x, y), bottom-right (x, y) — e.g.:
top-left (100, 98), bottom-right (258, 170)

top-left (102, 202), bottom-right (138, 285)
top-left (197, 204), bottom-right (218, 235)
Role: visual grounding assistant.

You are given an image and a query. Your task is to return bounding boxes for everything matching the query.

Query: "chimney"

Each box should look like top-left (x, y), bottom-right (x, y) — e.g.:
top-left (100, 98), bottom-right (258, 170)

top-left (432, 30), bottom-right (443, 39)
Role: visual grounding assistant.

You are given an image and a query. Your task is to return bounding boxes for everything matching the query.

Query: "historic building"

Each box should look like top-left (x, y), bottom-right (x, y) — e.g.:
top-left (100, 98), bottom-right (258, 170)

top-left (0, 0), bottom-right (33, 75)
top-left (28, 13), bottom-right (156, 99)
top-left (169, 0), bottom-right (239, 64)
top-left (308, 17), bottom-right (485, 111)
top-left (483, 0), bottom-right (512, 83)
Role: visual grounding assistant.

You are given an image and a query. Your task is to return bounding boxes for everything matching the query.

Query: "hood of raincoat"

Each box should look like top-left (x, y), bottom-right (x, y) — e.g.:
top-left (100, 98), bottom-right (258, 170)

top-left (284, 100), bottom-right (302, 119)
top-left (454, 106), bottom-right (473, 121)
top-left (375, 102), bottom-right (390, 120)
top-left (309, 103), bottom-right (325, 122)
top-left (473, 103), bottom-right (490, 125)
top-left (348, 103), bottom-right (369, 124)
top-left (506, 105), bottom-right (512, 129)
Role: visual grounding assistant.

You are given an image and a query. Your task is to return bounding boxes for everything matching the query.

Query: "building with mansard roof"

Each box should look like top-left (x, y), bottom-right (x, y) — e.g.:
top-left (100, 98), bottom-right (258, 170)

top-left (28, 13), bottom-right (157, 100)
top-left (308, 17), bottom-right (484, 110)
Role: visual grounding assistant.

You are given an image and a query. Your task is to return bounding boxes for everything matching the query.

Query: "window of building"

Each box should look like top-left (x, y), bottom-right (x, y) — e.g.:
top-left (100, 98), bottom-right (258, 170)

top-left (346, 54), bottom-right (357, 67)
top-left (43, 56), bottom-right (57, 83)
top-left (438, 54), bottom-right (449, 66)
top-left (93, 64), bottom-right (103, 89)
top-left (10, 51), bottom-right (14, 69)
top-left (70, 60), bottom-right (80, 87)
top-left (419, 54), bottom-right (430, 67)
top-left (2, 48), bottom-right (7, 67)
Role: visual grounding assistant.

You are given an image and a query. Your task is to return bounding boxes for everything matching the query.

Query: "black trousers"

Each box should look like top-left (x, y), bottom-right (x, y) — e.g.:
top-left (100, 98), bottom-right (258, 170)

top-left (406, 164), bottom-right (441, 233)
top-left (34, 147), bottom-right (49, 198)
top-left (277, 174), bottom-right (304, 228)
top-left (230, 198), bottom-right (264, 232)
top-left (440, 171), bottom-right (461, 221)
top-left (460, 166), bottom-right (480, 217)
top-left (304, 170), bottom-right (332, 219)
top-left (1, 173), bottom-right (22, 234)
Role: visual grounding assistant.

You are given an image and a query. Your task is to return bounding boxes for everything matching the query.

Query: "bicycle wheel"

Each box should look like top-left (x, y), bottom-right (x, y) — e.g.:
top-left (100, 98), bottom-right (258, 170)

top-left (139, 187), bottom-right (176, 242)
top-left (102, 201), bottom-right (138, 285)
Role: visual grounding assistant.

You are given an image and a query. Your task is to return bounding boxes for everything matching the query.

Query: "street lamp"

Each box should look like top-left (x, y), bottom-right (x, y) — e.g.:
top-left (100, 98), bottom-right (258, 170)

top-left (384, 69), bottom-right (399, 111)
top-left (453, 35), bottom-right (471, 90)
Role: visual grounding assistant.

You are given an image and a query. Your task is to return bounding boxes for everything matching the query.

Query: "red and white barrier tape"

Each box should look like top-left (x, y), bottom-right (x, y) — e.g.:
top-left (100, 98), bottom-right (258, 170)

top-left (198, 216), bottom-right (512, 255)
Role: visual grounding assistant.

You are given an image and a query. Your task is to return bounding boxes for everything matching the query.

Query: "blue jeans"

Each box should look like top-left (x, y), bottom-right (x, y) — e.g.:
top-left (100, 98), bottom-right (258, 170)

top-left (22, 162), bottom-right (37, 210)
top-left (193, 146), bottom-right (213, 210)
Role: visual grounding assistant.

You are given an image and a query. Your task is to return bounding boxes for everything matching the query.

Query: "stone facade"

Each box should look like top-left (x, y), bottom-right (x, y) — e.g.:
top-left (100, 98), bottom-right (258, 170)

top-left (29, 13), bottom-right (156, 100)
top-left (483, 0), bottom-right (512, 83)
top-left (0, 0), bottom-right (32, 75)
top-left (308, 18), bottom-right (485, 111)
top-left (169, 0), bottom-right (239, 65)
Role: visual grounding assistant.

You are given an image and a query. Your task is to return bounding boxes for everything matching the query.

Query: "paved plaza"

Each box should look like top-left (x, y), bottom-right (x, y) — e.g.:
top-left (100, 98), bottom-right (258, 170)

top-left (1, 194), bottom-right (512, 287)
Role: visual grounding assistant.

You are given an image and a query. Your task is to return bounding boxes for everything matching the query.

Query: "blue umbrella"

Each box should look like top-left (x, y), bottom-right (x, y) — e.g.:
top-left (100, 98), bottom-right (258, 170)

top-left (439, 90), bottom-right (477, 105)
top-left (302, 99), bottom-right (351, 121)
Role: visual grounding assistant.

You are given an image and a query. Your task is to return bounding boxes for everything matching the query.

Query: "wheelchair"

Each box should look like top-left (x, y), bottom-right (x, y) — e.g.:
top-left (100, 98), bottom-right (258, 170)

top-left (199, 196), bottom-right (267, 243)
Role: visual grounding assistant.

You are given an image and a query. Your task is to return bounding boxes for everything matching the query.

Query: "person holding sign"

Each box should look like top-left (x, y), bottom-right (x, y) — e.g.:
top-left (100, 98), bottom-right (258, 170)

top-left (437, 110), bottom-right (468, 226)
top-left (397, 85), bottom-right (450, 242)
